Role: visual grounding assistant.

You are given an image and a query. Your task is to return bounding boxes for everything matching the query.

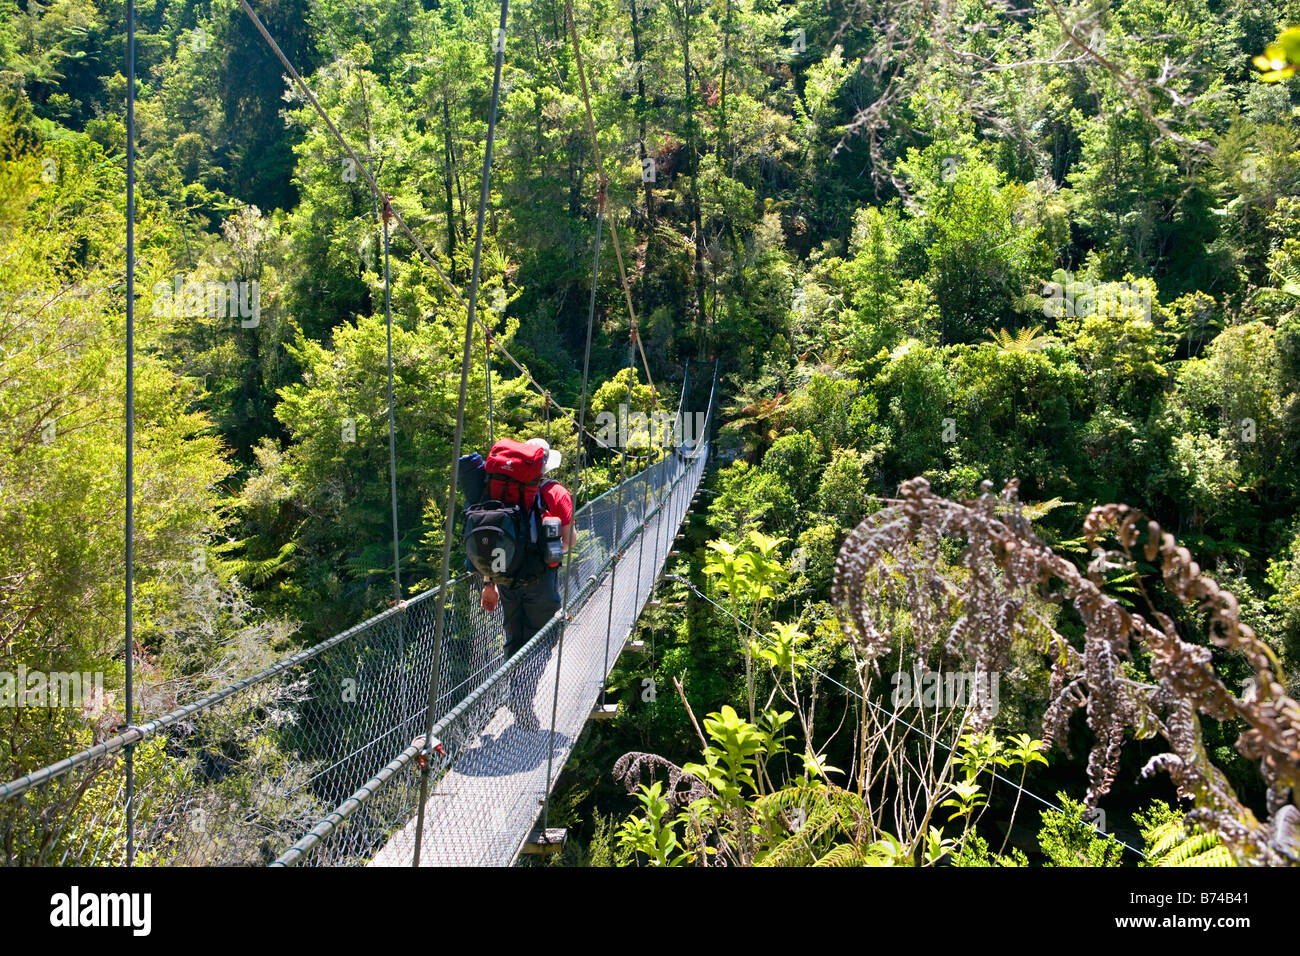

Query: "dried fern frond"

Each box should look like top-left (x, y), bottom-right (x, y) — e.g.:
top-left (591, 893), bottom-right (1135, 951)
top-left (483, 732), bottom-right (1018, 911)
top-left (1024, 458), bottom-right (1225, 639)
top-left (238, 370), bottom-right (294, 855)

top-left (611, 752), bottom-right (710, 807)
top-left (833, 477), bottom-right (1300, 866)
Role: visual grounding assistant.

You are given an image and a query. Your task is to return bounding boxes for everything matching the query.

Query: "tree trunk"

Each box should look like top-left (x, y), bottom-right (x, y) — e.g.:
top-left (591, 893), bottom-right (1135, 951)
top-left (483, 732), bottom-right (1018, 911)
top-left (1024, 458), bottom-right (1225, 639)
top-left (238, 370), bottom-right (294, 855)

top-left (441, 86), bottom-right (459, 281)
top-left (718, 0), bottom-right (730, 166)
top-left (677, 1), bottom-right (707, 358)
top-left (630, 0), bottom-right (656, 318)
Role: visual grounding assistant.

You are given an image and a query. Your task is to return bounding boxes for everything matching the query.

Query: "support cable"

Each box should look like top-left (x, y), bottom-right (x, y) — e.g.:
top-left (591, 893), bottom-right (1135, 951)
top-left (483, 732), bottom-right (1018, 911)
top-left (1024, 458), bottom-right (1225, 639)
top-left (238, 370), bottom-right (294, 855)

top-left (598, 335), bottom-right (638, 711)
top-left (542, 198), bottom-right (604, 835)
top-left (124, 0), bottom-right (137, 868)
top-left (411, 0), bottom-right (508, 868)
top-left (378, 199), bottom-right (402, 601)
top-left (485, 328), bottom-right (495, 444)
top-left (636, 360), bottom-right (691, 624)
top-left (561, 0), bottom-right (658, 415)
top-left (373, 179), bottom-right (408, 743)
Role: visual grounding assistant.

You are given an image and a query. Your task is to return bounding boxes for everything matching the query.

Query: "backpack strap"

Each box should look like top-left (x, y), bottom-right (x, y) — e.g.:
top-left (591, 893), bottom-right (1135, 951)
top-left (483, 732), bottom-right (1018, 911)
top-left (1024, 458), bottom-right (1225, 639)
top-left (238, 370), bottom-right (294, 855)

top-left (488, 472), bottom-right (540, 507)
top-left (535, 478), bottom-right (555, 515)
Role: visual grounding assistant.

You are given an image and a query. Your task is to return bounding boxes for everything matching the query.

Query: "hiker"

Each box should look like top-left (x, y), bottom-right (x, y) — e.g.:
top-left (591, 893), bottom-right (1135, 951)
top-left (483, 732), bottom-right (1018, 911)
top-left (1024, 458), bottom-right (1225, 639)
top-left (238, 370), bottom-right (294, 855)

top-left (460, 437), bottom-right (574, 731)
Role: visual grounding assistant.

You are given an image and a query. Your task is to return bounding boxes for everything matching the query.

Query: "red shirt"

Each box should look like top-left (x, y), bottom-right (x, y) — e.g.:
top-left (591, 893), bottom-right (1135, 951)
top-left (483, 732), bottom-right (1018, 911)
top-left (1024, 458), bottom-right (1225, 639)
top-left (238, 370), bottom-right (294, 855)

top-left (539, 479), bottom-right (574, 529)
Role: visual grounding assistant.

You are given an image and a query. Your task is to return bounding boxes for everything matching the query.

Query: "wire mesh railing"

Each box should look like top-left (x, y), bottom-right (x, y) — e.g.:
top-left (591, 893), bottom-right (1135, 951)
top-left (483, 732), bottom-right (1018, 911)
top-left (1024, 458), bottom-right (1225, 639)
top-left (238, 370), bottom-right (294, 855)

top-left (0, 434), bottom-right (709, 867)
top-left (0, 573), bottom-right (504, 866)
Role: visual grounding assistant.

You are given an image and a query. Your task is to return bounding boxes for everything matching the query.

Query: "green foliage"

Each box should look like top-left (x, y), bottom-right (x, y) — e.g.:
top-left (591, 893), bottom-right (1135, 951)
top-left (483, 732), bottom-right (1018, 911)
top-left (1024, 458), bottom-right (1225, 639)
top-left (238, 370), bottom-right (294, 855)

top-left (945, 343), bottom-right (1088, 498)
top-left (792, 521), bottom-right (841, 596)
top-left (615, 781), bottom-right (689, 867)
top-left (1254, 26), bottom-right (1300, 81)
top-left (871, 339), bottom-right (954, 480)
top-left (951, 833), bottom-right (1030, 868)
top-left (682, 704), bottom-right (785, 806)
top-left (707, 459), bottom-right (798, 538)
top-left (1266, 529), bottom-right (1300, 665)
top-left (898, 141), bottom-right (1055, 343)
top-left (0, 103), bottom-right (291, 780)
top-left (816, 447), bottom-right (870, 527)
top-left (703, 530), bottom-right (790, 612)
top-left (832, 205), bottom-right (917, 359)
top-left (761, 430), bottom-right (825, 502)
top-left (10, 0), bottom-right (1300, 871)
top-left (752, 621), bottom-right (810, 678)
top-left (614, 703), bottom-right (1062, 867)
top-left (617, 704), bottom-right (794, 866)
top-left (1037, 795), bottom-right (1123, 867)
top-left (703, 530), bottom-right (790, 721)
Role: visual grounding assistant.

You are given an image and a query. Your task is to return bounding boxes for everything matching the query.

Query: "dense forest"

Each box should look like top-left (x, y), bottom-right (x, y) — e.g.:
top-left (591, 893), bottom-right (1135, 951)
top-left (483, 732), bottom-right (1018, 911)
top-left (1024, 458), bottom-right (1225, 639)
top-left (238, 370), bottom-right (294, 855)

top-left (3, 0), bottom-right (1300, 868)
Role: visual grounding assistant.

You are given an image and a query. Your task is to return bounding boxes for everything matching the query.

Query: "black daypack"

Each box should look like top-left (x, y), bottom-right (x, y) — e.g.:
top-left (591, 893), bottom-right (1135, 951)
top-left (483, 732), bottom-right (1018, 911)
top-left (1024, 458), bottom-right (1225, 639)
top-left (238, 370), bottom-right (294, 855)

top-left (462, 445), bottom-right (552, 586)
top-left (463, 498), bottom-right (540, 584)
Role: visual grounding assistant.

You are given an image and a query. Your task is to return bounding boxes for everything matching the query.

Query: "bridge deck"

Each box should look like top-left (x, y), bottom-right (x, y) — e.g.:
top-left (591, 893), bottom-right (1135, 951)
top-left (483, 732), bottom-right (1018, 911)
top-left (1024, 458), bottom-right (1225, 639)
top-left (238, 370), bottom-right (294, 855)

top-left (370, 456), bottom-right (695, 867)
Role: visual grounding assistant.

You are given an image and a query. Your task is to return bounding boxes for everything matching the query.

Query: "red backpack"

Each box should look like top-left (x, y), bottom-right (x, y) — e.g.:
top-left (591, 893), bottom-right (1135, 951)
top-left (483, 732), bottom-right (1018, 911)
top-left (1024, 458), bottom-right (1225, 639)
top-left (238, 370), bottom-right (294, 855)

top-left (483, 438), bottom-right (547, 509)
top-left (463, 439), bottom-right (553, 584)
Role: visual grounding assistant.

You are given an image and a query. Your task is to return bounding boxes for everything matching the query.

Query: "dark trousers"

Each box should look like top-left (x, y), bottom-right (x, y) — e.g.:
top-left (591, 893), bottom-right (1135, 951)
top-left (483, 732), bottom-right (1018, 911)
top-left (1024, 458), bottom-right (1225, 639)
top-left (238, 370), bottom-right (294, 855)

top-left (499, 569), bottom-right (560, 715)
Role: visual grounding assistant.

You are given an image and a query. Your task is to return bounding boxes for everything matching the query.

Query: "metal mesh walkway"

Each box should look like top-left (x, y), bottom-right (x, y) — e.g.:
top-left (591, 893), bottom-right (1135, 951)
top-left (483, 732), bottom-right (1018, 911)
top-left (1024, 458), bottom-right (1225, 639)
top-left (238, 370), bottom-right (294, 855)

top-left (0, 436), bottom-right (708, 868)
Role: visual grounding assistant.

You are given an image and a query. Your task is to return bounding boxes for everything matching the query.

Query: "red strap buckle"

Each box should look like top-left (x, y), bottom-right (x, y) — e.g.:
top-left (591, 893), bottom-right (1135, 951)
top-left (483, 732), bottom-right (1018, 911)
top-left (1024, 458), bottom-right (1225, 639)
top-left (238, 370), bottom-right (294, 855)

top-left (414, 737), bottom-right (446, 771)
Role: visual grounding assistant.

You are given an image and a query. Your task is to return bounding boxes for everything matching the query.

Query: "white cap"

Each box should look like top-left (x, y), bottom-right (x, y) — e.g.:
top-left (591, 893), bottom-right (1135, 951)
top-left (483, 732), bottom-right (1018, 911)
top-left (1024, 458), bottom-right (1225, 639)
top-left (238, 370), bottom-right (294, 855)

top-left (525, 437), bottom-right (561, 474)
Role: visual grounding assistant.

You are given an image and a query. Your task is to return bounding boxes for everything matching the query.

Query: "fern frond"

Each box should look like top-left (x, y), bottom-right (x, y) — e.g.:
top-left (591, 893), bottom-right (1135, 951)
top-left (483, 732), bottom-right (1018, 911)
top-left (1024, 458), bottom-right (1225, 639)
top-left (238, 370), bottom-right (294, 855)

top-left (227, 541), bottom-right (298, 586)
top-left (1146, 818), bottom-right (1235, 867)
top-left (1183, 845), bottom-right (1235, 867)
top-left (812, 842), bottom-right (868, 867)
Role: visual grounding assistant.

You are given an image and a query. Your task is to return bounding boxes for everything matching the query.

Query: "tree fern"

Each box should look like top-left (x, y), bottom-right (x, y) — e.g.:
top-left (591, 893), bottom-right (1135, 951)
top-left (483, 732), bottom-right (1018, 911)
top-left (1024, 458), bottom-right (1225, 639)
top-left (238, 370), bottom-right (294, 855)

top-left (986, 324), bottom-right (1052, 352)
top-left (225, 540), bottom-right (298, 587)
top-left (1269, 261), bottom-right (1300, 300)
top-left (756, 784), bottom-right (900, 866)
top-left (811, 843), bottom-right (872, 867)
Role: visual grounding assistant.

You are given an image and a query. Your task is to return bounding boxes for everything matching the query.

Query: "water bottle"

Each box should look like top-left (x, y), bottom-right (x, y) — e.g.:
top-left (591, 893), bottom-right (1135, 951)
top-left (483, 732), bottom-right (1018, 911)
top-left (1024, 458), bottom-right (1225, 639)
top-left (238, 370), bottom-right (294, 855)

top-left (542, 516), bottom-right (563, 568)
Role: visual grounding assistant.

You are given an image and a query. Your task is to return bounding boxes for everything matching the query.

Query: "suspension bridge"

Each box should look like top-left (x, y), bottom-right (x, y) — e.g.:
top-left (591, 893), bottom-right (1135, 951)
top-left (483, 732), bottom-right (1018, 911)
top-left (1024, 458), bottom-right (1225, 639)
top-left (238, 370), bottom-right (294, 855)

top-left (0, 0), bottom-right (724, 867)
